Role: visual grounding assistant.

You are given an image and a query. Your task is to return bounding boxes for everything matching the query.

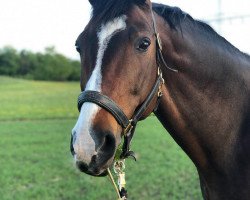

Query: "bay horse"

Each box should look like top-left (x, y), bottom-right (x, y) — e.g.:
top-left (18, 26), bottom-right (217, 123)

top-left (70, 0), bottom-right (250, 199)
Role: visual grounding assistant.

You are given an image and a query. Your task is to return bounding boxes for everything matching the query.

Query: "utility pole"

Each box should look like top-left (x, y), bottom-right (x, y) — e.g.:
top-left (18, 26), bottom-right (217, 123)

top-left (217, 0), bottom-right (222, 32)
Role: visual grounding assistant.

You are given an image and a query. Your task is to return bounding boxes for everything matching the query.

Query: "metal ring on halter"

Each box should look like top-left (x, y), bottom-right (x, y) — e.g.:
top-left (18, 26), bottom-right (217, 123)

top-left (114, 160), bottom-right (126, 174)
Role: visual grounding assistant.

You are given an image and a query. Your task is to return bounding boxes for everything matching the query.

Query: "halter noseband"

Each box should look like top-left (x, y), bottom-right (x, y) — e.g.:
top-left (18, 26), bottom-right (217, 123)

top-left (77, 11), bottom-right (177, 160)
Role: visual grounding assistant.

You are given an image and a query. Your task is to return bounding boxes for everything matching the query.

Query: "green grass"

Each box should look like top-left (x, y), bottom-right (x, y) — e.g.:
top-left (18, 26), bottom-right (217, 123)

top-left (0, 76), bottom-right (79, 120)
top-left (0, 76), bottom-right (202, 200)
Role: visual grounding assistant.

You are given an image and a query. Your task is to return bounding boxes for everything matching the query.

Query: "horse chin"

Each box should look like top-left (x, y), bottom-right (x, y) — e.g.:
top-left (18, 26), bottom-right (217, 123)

top-left (76, 161), bottom-right (107, 176)
top-left (83, 169), bottom-right (108, 177)
top-left (75, 156), bottom-right (114, 177)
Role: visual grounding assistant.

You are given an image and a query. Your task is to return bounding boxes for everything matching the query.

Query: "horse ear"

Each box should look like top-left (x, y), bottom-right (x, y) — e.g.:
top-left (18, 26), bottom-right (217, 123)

top-left (88, 0), bottom-right (94, 5)
top-left (134, 0), bottom-right (147, 3)
top-left (88, 0), bottom-right (98, 6)
top-left (134, 0), bottom-right (152, 7)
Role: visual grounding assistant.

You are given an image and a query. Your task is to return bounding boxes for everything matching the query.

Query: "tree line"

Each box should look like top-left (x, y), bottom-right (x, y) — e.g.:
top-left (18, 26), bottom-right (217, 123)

top-left (0, 46), bottom-right (81, 81)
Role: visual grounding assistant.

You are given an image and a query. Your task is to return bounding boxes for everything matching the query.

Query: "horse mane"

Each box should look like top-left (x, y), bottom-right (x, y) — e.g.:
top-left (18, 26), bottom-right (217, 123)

top-left (152, 3), bottom-right (223, 38)
top-left (152, 3), bottom-right (250, 58)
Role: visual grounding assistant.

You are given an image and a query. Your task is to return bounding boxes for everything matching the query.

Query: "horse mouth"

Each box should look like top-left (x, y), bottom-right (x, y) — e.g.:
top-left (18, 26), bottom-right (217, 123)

top-left (76, 161), bottom-right (108, 177)
top-left (85, 169), bottom-right (108, 177)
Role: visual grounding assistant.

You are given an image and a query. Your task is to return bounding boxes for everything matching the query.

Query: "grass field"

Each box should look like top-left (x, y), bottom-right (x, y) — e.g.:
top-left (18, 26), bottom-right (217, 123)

top-left (0, 76), bottom-right (202, 200)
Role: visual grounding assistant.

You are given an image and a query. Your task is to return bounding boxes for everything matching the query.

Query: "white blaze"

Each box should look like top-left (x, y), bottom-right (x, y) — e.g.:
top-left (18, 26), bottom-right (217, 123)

top-left (72, 15), bottom-right (127, 164)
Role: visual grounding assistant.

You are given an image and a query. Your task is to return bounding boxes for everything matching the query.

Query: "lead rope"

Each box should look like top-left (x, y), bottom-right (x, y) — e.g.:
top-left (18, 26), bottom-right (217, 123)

top-left (107, 168), bottom-right (122, 199)
top-left (107, 160), bottom-right (127, 200)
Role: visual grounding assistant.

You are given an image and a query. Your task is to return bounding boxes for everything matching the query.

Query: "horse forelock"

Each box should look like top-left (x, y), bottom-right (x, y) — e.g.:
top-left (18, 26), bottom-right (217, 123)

top-left (90, 0), bottom-right (148, 23)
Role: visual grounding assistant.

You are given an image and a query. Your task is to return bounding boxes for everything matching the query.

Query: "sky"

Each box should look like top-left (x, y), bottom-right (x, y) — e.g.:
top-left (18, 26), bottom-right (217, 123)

top-left (1, 0), bottom-right (250, 60)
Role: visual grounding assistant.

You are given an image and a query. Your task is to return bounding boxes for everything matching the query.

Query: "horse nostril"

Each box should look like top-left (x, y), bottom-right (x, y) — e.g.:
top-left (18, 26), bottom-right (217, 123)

top-left (98, 132), bottom-right (116, 157)
top-left (76, 161), bottom-right (89, 172)
top-left (70, 131), bottom-right (76, 155)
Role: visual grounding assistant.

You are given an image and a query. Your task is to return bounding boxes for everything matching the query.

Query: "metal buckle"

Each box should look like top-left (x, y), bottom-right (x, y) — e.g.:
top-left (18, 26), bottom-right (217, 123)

top-left (156, 33), bottom-right (162, 51)
top-left (157, 68), bottom-right (165, 98)
top-left (158, 67), bottom-right (165, 84)
top-left (123, 120), bottom-right (133, 135)
top-left (157, 67), bottom-right (161, 76)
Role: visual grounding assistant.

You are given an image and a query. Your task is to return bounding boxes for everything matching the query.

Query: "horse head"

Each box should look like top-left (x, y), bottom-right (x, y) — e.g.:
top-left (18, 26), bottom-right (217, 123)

top-left (70, 0), bottom-right (161, 176)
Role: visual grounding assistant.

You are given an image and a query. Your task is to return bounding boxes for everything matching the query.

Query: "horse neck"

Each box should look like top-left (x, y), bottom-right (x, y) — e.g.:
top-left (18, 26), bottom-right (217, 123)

top-left (155, 19), bottom-right (250, 174)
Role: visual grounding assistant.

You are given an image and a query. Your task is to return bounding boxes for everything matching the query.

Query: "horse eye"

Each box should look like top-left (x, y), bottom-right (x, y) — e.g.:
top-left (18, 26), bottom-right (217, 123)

top-left (136, 38), bottom-right (151, 52)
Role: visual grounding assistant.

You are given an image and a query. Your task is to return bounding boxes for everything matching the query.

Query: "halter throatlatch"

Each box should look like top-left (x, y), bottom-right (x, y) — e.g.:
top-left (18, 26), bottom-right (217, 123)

top-left (76, 9), bottom-right (178, 200)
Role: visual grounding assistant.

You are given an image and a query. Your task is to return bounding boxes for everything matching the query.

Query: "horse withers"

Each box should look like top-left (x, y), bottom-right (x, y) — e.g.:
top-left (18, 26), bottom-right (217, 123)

top-left (70, 0), bottom-right (250, 199)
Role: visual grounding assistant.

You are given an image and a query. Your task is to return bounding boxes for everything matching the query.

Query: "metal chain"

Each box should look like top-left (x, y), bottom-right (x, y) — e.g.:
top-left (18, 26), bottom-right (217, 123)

top-left (114, 160), bottom-right (126, 192)
top-left (107, 160), bottom-right (127, 200)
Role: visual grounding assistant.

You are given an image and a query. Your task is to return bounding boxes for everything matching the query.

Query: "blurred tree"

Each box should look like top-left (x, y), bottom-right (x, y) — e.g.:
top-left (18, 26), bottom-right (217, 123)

top-left (0, 46), bottom-right (80, 81)
top-left (0, 46), bottom-right (20, 75)
top-left (18, 50), bottom-right (38, 78)
top-left (34, 51), bottom-right (71, 81)
top-left (68, 60), bottom-right (81, 81)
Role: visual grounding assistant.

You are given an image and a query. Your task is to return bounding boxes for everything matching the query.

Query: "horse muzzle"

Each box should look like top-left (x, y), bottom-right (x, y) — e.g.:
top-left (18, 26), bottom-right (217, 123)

top-left (75, 159), bottom-right (108, 177)
top-left (70, 130), bottom-right (116, 176)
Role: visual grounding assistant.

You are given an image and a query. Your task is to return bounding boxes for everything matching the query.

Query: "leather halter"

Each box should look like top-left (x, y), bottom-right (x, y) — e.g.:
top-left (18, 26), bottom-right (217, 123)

top-left (77, 10), bottom-right (177, 160)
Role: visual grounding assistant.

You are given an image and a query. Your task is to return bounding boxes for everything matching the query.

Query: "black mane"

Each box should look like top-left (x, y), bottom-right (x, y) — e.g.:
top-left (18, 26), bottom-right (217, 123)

top-left (152, 3), bottom-right (221, 36)
top-left (153, 3), bottom-right (249, 57)
top-left (152, 3), bottom-right (191, 30)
